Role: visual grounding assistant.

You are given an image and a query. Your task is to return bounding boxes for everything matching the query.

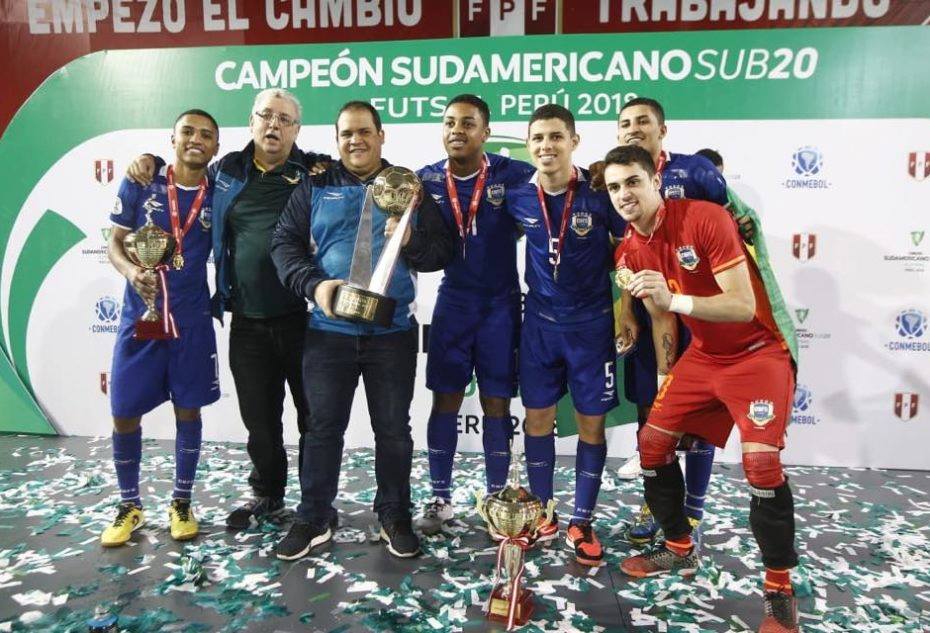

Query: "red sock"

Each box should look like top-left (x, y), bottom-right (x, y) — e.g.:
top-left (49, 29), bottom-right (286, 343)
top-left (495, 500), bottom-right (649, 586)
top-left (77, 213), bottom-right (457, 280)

top-left (764, 567), bottom-right (793, 594)
top-left (665, 535), bottom-right (693, 557)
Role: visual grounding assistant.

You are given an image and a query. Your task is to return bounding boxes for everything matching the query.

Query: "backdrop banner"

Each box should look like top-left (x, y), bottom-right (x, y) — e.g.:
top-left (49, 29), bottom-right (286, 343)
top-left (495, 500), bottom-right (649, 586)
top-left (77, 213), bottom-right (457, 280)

top-left (0, 25), bottom-right (928, 468)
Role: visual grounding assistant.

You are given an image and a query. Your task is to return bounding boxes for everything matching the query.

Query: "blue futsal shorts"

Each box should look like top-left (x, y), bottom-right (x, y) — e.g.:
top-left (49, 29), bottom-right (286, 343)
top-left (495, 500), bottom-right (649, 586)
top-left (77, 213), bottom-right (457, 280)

top-left (624, 299), bottom-right (691, 406)
top-left (426, 295), bottom-right (520, 398)
top-left (110, 319), bottom-right (220, 418)
top-left (519, 312), bottom-right (618, 416)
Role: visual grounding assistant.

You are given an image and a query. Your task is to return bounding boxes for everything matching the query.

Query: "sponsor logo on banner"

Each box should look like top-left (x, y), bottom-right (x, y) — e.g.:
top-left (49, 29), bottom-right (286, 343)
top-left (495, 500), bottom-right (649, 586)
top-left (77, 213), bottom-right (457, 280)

top-left (791, 384), bottom-right (819, 426)
top-left (100, 372), bottom-right (110, 395)
top-left (460, 0), bottom-right (557, 37)
top-left (908, 152), bottom-right (930, 181)
top-left (81, 227), bottom-right (112, 264)
top-left (793, 307), bottom-right (830, 349)
top-left (676, 245), bottom-right (699, 271)
top-left (792, 233), bottom-right (817, 261)
top-left (894, 392), bottom-right (920, 421)
top-left (94, 159), bottom-right (114, 184)
top-left (883, 230), bottom-right (928, 274)
top-left (91, 296), bottom-right (121, 334)
top-left (783, 146), bottom-right (830, 189)
top-left (747, 399), bottom-right (775, 427)
top-left (885, 309), bottom-right (930, 352)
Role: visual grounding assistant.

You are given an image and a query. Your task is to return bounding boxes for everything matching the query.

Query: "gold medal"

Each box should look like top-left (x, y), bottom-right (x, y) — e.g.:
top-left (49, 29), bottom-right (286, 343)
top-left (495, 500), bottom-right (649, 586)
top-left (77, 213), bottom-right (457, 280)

top-left (615, 266), bottom-right (634, 290)
top-left (173, 252), bottom-right (184, 270)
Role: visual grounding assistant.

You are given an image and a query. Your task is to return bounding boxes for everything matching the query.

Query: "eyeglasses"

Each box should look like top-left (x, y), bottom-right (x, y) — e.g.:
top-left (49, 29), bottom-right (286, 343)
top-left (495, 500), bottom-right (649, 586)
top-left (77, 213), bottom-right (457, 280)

top-left (254, 110), bottom-right (298, 127)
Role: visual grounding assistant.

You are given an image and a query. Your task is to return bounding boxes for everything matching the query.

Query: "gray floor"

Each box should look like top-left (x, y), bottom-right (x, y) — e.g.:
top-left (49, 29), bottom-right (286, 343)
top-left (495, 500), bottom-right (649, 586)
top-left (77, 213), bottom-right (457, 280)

top-left (0, 435), bottom-right (928, 632)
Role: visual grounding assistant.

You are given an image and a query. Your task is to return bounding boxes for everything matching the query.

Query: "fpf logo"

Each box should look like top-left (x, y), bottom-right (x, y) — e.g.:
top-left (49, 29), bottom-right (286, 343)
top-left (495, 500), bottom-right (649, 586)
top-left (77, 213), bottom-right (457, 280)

top-left (783, 147), bottom-right (830, 189)
top-left (792, 233), bottom-right (817, 261)
top-left (908, 152), bottom-right (930, 181)
top-left (791, 384), bottom-right (818, 425)
top-left (91, 296), bottom-right (120, 334)
top-left (885, 309), bottom-right (930, 353)
top-left (100, 372), bottom-right (110, 395)
top-left (894, 392), bottom-right (919, 421)
top-left (94, 159), bottom-right (114, 185)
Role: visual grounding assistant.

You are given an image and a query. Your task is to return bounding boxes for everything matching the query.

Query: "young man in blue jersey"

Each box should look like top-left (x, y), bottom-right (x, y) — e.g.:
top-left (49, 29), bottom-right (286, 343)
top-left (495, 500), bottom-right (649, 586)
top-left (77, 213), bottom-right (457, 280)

top-left (505, 104), bottom-right (626, 566)
top-left (414, 94), bottom-right (535, 535)
top-left (101, 110), bottom-right (221, 546)
top-left (270, 101), bottom-right (454, 560)
top-left (615, 97), bottom-right (748, 546)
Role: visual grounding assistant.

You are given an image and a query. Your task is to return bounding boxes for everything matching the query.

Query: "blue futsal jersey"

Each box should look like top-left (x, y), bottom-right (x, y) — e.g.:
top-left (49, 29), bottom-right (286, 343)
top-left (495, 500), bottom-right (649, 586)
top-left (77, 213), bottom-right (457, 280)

top-left (111, 166), bottom-right (214, 328)
top-left (660, 151), bottom-right (728, 205)
top-left (506, 168), bottom-right (626, 327)
top-left (418, 153), bottom-right (535, 306)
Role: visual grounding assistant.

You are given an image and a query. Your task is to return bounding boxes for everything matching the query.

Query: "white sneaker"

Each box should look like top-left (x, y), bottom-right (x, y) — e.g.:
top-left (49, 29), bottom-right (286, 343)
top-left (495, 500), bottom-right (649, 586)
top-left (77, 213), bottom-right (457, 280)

top-left (415, 497), bottom-right (454, 536)
top-left (617, 454), bottom-right (642, 480)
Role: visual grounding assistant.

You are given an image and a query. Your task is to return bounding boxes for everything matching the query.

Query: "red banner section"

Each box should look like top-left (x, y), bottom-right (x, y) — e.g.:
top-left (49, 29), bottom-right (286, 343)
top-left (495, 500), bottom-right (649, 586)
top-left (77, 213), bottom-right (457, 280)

top-left (563, 0), bottom-right (930, 33)
top-left (0, 0), bottom-right (453, 136)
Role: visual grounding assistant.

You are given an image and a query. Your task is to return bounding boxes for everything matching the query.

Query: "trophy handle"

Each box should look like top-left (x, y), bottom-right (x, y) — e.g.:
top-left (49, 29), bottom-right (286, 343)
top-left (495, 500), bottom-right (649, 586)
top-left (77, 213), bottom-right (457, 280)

top-left (533, 499), bottom-right (556, 538)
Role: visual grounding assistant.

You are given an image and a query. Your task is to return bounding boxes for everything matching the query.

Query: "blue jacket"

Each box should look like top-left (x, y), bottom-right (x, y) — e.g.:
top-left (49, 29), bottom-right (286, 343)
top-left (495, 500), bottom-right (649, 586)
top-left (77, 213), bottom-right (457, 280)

top-left (207, 142), bottom-right (329, 322)
top-left (271, 160), bottom-right (454, 335)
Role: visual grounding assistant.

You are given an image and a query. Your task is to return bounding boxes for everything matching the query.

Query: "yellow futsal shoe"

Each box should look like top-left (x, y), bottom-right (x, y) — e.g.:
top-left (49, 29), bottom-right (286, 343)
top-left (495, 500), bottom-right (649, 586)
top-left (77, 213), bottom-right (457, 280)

top-left (169, 498), bottom-right (199, 541)
top-left (101, 503), bottom-right (145, 547)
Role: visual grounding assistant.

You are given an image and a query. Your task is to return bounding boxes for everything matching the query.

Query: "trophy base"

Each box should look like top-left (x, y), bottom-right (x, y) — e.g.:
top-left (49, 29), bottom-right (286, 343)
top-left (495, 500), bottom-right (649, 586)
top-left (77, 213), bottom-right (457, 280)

top-left (487, 586), bottom-right (534, 627)
top-left (333, 284), bottom-right (396, 328)
top-left (134, 319), bottom-right (174, 341)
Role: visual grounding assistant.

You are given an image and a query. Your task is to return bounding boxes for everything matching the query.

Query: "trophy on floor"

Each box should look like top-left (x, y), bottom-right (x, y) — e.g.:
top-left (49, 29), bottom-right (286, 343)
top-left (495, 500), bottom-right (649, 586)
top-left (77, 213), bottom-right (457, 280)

top-left (123, 214), bottom-right (177, 340)
top-left (333, 166), bottom-right (421, 328)
top-left (476, 445), bottom-right (556, 631)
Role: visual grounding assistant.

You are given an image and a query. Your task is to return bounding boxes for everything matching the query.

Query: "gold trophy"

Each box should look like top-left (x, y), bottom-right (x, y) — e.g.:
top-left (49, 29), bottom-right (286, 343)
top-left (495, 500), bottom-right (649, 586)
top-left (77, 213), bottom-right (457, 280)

top-left (476, 446), bottom-right (555, 631)
top-left (123, 216), bottom-right (177, 340)
top-left (333, 166), bottom-right (421, 328)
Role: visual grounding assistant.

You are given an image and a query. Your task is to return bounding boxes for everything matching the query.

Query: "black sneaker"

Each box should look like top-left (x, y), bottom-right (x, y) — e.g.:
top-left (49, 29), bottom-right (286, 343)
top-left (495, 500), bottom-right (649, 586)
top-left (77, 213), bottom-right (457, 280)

top-left (274, 522), bottom-right (332, 561)
top-left (379, 519), bottom-right (421, 558)
top-left (225, 497), bottom-right (286, 530)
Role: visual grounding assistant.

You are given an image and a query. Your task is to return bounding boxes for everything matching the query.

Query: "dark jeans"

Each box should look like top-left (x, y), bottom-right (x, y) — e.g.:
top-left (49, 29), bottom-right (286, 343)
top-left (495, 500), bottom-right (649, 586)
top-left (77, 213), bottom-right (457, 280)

top-left (297, 327), bottom-right (417, 527)
top-left (229, 311), bottom-right (309, 500)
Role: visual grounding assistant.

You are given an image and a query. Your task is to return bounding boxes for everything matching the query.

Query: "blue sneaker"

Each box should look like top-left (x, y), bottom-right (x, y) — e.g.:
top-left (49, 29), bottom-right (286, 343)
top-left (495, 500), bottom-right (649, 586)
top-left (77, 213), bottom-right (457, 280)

top-left (627, 505), bottom-right (660, 545)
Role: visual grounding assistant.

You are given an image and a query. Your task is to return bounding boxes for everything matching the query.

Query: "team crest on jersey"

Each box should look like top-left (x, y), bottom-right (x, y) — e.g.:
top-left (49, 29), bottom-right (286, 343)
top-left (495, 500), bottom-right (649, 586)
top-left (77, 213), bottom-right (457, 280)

top-left (485, 183), bottom-right (505, 207)
top-left (747, 400), bottom-right (776, 427)
top-left (571, 211), bottom-right (593, 236)
top-left (664, 184), bottom-right (685, 199)
top-left (199, 206), bottom-right (212, 230)
top-left (676, 245), bottom-right (700, 271)
top-left (112, 198), bottom-right (122, 216)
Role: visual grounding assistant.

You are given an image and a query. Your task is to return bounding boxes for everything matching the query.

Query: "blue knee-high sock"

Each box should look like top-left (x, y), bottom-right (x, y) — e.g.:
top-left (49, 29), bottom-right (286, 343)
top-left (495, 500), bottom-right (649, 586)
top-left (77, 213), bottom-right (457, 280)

top-left (113, 428), bottom-right (142, 507)
top-left (525, 433), bottom-right (555, 505)
top-left (482, 416), bottom-right (513, 493)
top-left (573, 440), bottom-right (607, 524)
top-left (174, 418), bottom-right (203, 500)
top-left (427, 411), bottom-right (458, 500)
top-left (685, 439), bottom-right (715, 521)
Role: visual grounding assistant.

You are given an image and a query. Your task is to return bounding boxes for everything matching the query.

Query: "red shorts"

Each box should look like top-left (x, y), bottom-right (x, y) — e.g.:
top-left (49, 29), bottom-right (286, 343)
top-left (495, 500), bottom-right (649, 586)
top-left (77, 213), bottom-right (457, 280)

top-left (648, 343), bottom-right (794, 449)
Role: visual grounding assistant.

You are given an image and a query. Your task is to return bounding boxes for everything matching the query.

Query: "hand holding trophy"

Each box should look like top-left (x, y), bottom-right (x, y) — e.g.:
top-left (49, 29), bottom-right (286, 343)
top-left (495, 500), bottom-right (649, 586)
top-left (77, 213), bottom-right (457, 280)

top-left (333, 166), bottom-right (422, 327)
top-left (476, 444), bottom-right (555, 631)
top-left (123, 215), bottom-right (178, 340)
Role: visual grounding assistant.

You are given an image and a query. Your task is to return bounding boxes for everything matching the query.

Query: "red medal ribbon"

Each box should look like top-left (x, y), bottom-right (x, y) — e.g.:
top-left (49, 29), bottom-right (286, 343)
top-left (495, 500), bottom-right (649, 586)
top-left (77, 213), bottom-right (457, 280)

top-left (444, 155), bottom-right (488, 259)
top-left (655, 150), bottom-right (668, 175)
top-left (166, 165), bottom-right (208, 268)
top-left (535, 166), bottom-right (578, 282)
top-left (155, 263), bottom-right (179, 339)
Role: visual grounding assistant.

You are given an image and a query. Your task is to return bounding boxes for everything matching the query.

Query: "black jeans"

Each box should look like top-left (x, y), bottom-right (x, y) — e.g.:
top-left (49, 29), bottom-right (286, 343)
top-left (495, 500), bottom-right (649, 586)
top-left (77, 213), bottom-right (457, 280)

top-left (229, 311), bottom-right (309, 500)
top-left (297, 327), bottom-right (417, 527)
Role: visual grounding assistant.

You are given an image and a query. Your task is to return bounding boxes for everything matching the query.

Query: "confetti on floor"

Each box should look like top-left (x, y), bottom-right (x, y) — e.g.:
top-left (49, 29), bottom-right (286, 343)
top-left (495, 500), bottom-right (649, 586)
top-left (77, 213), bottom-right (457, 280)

top-left (0, 435), bottom-right (928, 632)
